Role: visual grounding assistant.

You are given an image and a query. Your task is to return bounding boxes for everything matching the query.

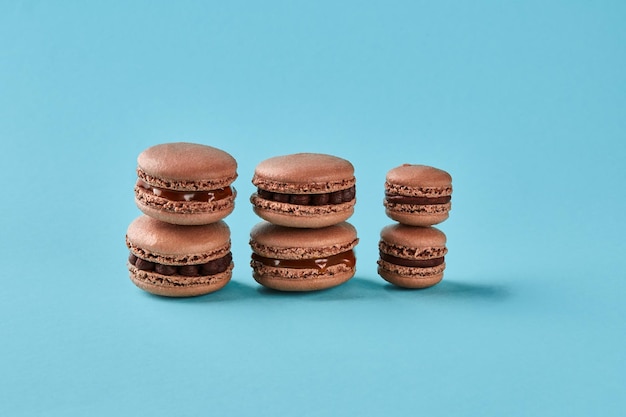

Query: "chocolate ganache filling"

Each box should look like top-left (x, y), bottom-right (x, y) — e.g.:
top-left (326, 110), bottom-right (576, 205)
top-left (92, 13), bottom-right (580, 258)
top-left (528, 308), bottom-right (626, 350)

top-left (129, 252), bottom-right (232, 276)
top-left (137, 179), bottom-right (234, 203)
top-left (379, 252), bottom-right (445, 268)
top-left (257, 186), bottom-right (355, 206)
top-left (385, 193), bottom-right (451, 205)
top-left (251, 250), bottom-right (356, 272)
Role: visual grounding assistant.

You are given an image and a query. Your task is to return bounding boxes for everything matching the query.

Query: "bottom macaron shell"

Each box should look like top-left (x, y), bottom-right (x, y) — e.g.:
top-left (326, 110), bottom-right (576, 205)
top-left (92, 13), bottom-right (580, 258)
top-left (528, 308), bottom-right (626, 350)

top-left (377, 260), bottom-right (445, 289)
top-left (385, 203), bottom-right (450, 227)
top-left (253, 206), bottom-right (354, 228)
top-left (251, 194), bottom-right (354, 228)
top-left (252, 265), bottom-right (355, 292)
top-left (135, 195), bottom-right (235, 226)
top-left (128, 262), bottom-right (233, 297)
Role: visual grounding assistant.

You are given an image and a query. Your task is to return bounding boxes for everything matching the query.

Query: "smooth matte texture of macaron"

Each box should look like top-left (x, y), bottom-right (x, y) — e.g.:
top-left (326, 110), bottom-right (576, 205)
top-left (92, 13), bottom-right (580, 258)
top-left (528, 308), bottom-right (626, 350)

top-left (135, 142), bottom-right (238, 225)
top-left (377, 224), bottom-right (447, 289)
top-left (250, 153), bottom-right (356, 228)
top-left (249, 221), bottom-right (359, 291)
top-left (384, 164), bottom-right (452, 226)
top-left (126, 215), bottom-right (233, 297)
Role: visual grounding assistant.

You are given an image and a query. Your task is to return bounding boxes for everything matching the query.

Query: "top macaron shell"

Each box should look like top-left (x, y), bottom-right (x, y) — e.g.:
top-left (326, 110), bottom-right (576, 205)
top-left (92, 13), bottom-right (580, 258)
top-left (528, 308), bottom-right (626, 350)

top-left (126, 215), bottom-right (232, 264)
top-left (384, 164), bottom-right (452, 226)
top-left (250, 221), bottom-right (358, 259)
top-left (251, 153), bottom-right (356, 228)
top-left (135, 142), bottom-right (238, 225)
top-left (379, 223), bottom-right (447, 254)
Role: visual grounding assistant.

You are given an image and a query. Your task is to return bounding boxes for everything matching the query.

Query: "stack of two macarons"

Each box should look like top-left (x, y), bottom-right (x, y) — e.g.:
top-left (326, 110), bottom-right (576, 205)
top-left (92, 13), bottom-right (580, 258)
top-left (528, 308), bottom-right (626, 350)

top-left (125, 143), bottom-right (238, 297)
top-left (378, 164), bottom-right (453, 289)
top-left (249, 153), bottom-right (359, 291)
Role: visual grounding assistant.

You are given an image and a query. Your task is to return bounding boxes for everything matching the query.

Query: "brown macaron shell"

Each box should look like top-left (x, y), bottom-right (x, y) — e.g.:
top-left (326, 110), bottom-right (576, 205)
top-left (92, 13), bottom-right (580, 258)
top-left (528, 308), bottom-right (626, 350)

top-left (250, 221), bottom-right (358, 291)
top-left (384, 164), bottom-right (452, 226)
top-left (377, 224), bottom-right (447, 289)
top-left (251, 153), bottom-right (356, 228)
top-left (126, 215), bottom-right (233, 297)
top-left (135, 142), bottom-right (237, 225)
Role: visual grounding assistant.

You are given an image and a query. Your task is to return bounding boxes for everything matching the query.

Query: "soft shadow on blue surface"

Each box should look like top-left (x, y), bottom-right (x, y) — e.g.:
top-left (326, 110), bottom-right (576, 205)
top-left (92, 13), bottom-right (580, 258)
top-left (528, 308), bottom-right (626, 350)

top-left (383, 279), bottom-right (511, 302)
top-left (129, 277), bottom-right (387, 303)
top-left (131, 277), bottom-right (383, 303)
top-left (130, 277), bottom-right (511, 304)
top-left (254, 276), bottom-right (511, 303)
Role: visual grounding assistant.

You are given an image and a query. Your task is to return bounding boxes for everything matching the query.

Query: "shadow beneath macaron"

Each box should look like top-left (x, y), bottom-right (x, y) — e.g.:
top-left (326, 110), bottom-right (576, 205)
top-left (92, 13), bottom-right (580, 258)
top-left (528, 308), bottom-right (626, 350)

top-left (136, 277), bottom-right (510, 303)
top-left (382, 279), bottom-right (511, 302)
top-left (255, 277), bottom-right (388, 301)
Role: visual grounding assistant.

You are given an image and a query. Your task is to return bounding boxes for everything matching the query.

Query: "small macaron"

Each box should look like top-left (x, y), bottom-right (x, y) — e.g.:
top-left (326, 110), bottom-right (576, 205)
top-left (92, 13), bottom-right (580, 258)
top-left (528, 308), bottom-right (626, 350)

top-left (377, 224), bottom-right (447, 289)
top-left (384, 164), bottom-right (452, 226)
top-left (250, 221), bottom-right (359, 291)
top-left (251, 153), bottom-right (356, 228)
top-left (135, 142), bottom-right (237, 225)
top-left (126, 215), bottom-right (233, 297)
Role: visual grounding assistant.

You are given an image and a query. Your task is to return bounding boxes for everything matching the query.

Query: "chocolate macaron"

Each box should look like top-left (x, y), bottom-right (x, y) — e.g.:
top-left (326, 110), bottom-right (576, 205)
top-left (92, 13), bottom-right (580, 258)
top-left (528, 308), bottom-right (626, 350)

top-left (126, 215), bottom-right (233, 297)
top-left (135, 142), bottom-right (237, 225)
top-left (384, 164), bottom-right (452, 226)
top-left (377, 224), bottom-right (447, 289)
top-left (251, 153), bottom-right (356, 228)
top-left (250, 221), bottom-right (358, 291)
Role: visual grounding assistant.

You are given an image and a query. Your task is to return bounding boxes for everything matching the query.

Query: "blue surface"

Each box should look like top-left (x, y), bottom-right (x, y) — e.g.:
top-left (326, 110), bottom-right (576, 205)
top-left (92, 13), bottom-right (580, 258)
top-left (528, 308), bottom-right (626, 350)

top-left (1, 1), bottom-right (625, 416)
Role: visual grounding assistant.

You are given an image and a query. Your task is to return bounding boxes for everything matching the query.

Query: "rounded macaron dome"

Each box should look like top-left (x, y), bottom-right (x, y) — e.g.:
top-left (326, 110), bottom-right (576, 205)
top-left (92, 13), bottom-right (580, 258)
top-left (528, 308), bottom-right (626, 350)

top-left (377, 224), bottom-right (447, 289)
top-left (251, 153), bottom-right (356, 228)
top-left (126, 215), bottom-right (233, 297)
top-left (250, 221), bottom-right (359, 291)
top-left (135, 142), bottom-right (238, 226)
top-left (384, 164), bottom-right (452, 226)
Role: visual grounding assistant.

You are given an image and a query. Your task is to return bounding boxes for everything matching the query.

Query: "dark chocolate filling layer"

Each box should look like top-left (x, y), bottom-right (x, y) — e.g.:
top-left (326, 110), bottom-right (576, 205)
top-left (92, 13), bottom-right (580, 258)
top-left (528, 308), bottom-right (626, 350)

top-left (379, 252), bottom-right (445, 268)
top-left (129, 252), bottom-right (232, 276)
top-left (257, 186), bottom-right (355, 206)
top-left (385, 193), bottom-right (451, 205)
top-left (251, 250), bottom-right (356, 272)
top-left (137, 179), bottom-right (234, 203)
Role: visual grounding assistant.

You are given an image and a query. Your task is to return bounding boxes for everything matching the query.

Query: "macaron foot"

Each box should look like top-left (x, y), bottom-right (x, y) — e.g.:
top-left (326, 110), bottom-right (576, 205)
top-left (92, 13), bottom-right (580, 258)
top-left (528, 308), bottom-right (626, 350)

top-left (253, 268), bottom-right (355, 292)
top-left (129, 264), bottom-right (233, 297)
top-left (377, 267), bottom-right (443, 289)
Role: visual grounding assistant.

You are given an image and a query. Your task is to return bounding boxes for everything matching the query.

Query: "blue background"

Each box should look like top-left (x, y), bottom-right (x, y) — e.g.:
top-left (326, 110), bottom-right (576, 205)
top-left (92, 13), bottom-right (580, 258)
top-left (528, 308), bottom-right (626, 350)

top-left (1, 1), bottom-right (624, 416)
